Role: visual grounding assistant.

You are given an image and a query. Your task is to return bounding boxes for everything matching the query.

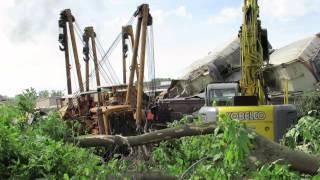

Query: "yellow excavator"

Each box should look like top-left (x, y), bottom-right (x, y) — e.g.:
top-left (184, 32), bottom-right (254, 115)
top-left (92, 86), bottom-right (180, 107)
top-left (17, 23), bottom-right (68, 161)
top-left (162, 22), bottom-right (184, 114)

top-left (199, 0), bottom-right (297, 142)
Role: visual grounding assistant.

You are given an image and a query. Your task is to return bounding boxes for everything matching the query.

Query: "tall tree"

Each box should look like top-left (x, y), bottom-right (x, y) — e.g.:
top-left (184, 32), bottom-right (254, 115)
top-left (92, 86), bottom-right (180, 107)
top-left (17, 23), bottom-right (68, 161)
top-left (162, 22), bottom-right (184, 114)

top-left (38, 90), bottom-right (49, 98)
top-left (50, 90), bottom-right (64, 97)
top-left (15, 88), bottom-right (37, 113)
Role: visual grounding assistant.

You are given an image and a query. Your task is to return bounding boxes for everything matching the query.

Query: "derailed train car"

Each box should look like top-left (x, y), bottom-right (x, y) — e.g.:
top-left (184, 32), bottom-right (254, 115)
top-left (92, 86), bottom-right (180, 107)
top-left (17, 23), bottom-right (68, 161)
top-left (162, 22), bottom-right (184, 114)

top-left (156, 38), bottom-right (242, 122)
top-left (166, 38), bottom-right (241, 98)
top-left (266, 33), bottom-right (320, 92)
top-left (156, 33), bottom-right (320, 122)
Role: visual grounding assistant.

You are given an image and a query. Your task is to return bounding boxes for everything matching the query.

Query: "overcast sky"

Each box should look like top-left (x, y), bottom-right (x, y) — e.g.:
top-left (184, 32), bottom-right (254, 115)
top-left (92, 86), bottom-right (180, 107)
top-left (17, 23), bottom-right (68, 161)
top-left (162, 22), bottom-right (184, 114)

top-left (0, 0), bottom-right (319, 96)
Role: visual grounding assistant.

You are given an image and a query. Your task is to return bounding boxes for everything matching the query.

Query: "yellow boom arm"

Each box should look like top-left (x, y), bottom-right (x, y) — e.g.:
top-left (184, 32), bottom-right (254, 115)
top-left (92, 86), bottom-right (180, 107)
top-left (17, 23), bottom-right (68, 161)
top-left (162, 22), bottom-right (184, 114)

top-left (239, 0), bottom-right (267, 105)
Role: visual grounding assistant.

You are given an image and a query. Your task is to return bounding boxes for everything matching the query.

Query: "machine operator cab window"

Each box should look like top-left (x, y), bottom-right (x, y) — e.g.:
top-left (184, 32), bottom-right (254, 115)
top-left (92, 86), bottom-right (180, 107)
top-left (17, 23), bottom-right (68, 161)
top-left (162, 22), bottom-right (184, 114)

top-left (209, 88), bottom-right (236, 106)
top-left (206, 83), bottom-right (239, 107)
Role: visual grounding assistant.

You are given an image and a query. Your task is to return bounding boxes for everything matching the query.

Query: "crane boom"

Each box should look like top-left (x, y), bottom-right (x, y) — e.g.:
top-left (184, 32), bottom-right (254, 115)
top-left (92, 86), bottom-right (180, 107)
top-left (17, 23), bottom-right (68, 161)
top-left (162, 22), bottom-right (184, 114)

top-left (122, 25), bottom-right (135, 84)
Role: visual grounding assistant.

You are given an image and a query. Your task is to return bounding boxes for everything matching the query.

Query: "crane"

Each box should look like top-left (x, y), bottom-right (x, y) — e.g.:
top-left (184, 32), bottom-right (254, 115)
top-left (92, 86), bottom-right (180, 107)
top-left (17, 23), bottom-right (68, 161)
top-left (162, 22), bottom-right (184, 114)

top-left (59, 9), bottom-right (84, 93)
top-left (59, 9), bottom-right (89, 119)
top-left (88, 4), bottom-right (153, 134)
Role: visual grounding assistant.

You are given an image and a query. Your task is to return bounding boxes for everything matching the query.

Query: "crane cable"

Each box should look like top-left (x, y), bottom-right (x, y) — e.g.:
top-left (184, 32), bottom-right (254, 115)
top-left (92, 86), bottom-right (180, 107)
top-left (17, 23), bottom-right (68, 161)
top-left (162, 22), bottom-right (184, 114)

top-left (94, 16), bottom-right (135, 84)
top-left (95, 35), bottom-right (120, 84)
top-left (67, 22), bottom-right (112, 98)
top-left (68, 15), bottom-right (136, 98)
top-left (147, 25), bottom-right (156, 101)
top-left (74, 21), bottom-right (119, 84)
top-left (75, 22), bottom-right (117, 84)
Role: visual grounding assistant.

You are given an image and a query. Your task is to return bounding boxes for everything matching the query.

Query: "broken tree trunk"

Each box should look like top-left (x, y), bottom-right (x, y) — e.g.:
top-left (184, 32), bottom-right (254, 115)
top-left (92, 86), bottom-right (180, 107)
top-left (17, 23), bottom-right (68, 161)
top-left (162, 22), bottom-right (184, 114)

top-left (76, 122), bottom-right (217, 147)
top-left (73, 122), bottom-right (320, 175)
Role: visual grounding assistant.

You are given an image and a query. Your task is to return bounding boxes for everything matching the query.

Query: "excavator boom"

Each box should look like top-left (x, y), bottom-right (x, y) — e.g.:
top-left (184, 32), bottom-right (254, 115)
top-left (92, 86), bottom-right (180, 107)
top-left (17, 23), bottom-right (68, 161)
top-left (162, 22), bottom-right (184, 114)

top-left (239, 0), bottom-right (267, 104)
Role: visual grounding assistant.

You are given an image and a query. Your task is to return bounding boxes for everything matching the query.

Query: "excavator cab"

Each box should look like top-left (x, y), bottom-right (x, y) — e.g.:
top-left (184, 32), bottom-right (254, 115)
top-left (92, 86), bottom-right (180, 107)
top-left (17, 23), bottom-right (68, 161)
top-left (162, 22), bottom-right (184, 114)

top-left (205, 83), bottom-right (240, 106)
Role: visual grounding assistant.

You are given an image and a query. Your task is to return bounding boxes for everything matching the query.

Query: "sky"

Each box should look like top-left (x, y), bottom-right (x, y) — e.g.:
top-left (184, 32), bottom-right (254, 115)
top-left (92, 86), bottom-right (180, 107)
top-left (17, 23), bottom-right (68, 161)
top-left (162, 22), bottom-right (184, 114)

top-left (0, 0), bottom-right (320, 97)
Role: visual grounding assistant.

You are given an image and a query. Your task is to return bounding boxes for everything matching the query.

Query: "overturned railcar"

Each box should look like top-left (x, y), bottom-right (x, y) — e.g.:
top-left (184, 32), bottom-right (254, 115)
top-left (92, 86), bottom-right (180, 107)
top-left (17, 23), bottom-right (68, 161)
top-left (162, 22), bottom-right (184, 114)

top-left (266, 33), bottom-right (320, 92)
top-left (166, 38), bottom-right (241, 98)
top-left (158, 33), bottom-right (320, 122)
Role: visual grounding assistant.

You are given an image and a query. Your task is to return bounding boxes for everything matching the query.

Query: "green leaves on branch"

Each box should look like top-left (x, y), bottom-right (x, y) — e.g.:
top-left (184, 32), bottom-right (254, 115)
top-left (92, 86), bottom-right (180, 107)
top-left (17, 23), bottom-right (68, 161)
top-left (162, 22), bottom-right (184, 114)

top-left (219, 114), bottom-right (254, 172)
top-left (152, 114), bottom-right (255, 179)
top-left (282, 115), bottom-right (320, 154)
top-left (151, 114), bottom-right (320, 179)
top-left (0, 105), bottom-right (125, 179)
top-left (295, 90), bottom-right (320, 117)
top-left (2, 88), bottom-right (320, 179)
top-left (15, 88), bottom-right (37, 113)
top-left (253, 162), bottom-right (300, 179)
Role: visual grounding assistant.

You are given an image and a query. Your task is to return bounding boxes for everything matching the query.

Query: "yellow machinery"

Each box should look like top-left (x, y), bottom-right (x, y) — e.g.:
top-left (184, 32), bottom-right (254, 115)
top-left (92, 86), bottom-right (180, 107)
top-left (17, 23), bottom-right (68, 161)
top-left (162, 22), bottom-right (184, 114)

top-left (58, 4), bottom-right (153, 135)
top-left (199, 0), bottom-right (297, 142)
top-left (239, 0), bottom-right (268, 105)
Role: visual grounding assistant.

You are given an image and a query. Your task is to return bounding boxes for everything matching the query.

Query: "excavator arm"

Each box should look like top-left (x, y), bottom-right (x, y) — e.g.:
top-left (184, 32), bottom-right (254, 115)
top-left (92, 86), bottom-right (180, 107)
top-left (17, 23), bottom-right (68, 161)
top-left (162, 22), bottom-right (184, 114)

top-left (239, 0), bottom-right (268, 105)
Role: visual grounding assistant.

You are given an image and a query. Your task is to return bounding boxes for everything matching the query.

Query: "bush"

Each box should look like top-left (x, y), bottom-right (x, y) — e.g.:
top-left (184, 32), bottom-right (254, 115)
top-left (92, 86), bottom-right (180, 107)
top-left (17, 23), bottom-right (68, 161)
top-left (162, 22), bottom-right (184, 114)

top-left (152, 115), bottom-right (256, 179)
top-left (15, 88), bottom-right (37, 113)
top-left (0, 105), bottom-right (124, 179)
top-left (1, 89), bottom-right (320, 179)
top-left (281, 114), bottom-right (320, 154)
top-left (150, 114), bottom-right (320, 179)
top-left (295, 90), bottom-right (320, 117)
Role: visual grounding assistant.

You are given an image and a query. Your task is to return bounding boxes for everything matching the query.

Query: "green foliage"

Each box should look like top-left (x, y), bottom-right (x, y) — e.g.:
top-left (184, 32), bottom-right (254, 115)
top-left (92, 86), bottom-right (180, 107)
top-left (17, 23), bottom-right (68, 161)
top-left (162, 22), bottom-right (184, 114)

top-left (295, 90), bottom-right (320, 117)
top-left (2, 88), bottom-right (320, 179)
top-left (252, 162), bottom-right (301, 180)
top-left (0, 105), bottom-right (126, 179)
top-left (281, 114), bottom-right (320, 154)
top-left (38, 90), bottom-right (50, 98)
top-left (31, 112), bottom-right (72, 141)
top-left (151, 114), bottom-right (320, 179)
top-left (152, 115), bottom-right (255, 179)
top-left (38, 90), bottom-right (64, 98)
top-left (0, 115), bottom-right (21, 177)
top-left (0, 104), bottom-right (24, 125)
top-left (15, 88), bottom-right (37, 113)
top-left (50, 90), bottom-right (64, 97)
top-left (9, 137), bottom-right (104, 179)
top-left (220, 114), bottom-right (253, 171)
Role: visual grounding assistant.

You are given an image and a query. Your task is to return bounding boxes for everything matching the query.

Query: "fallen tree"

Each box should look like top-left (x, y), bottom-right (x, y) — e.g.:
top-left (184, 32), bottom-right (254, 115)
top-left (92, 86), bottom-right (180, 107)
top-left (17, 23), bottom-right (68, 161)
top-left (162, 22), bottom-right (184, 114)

top-left (73, 122), bottom-right (320, 175)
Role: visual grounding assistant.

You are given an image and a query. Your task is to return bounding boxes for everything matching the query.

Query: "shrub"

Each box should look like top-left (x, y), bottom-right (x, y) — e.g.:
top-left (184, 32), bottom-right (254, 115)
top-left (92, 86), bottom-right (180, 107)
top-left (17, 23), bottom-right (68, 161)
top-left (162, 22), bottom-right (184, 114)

top-left (15, 88), bottom-right (37, 113)
top-left (281, 114), bottom-right (320, 154)
top-left (294, 90), bottom-right (320, 117)
top-left (0, 105), bottom-right (123, 179)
